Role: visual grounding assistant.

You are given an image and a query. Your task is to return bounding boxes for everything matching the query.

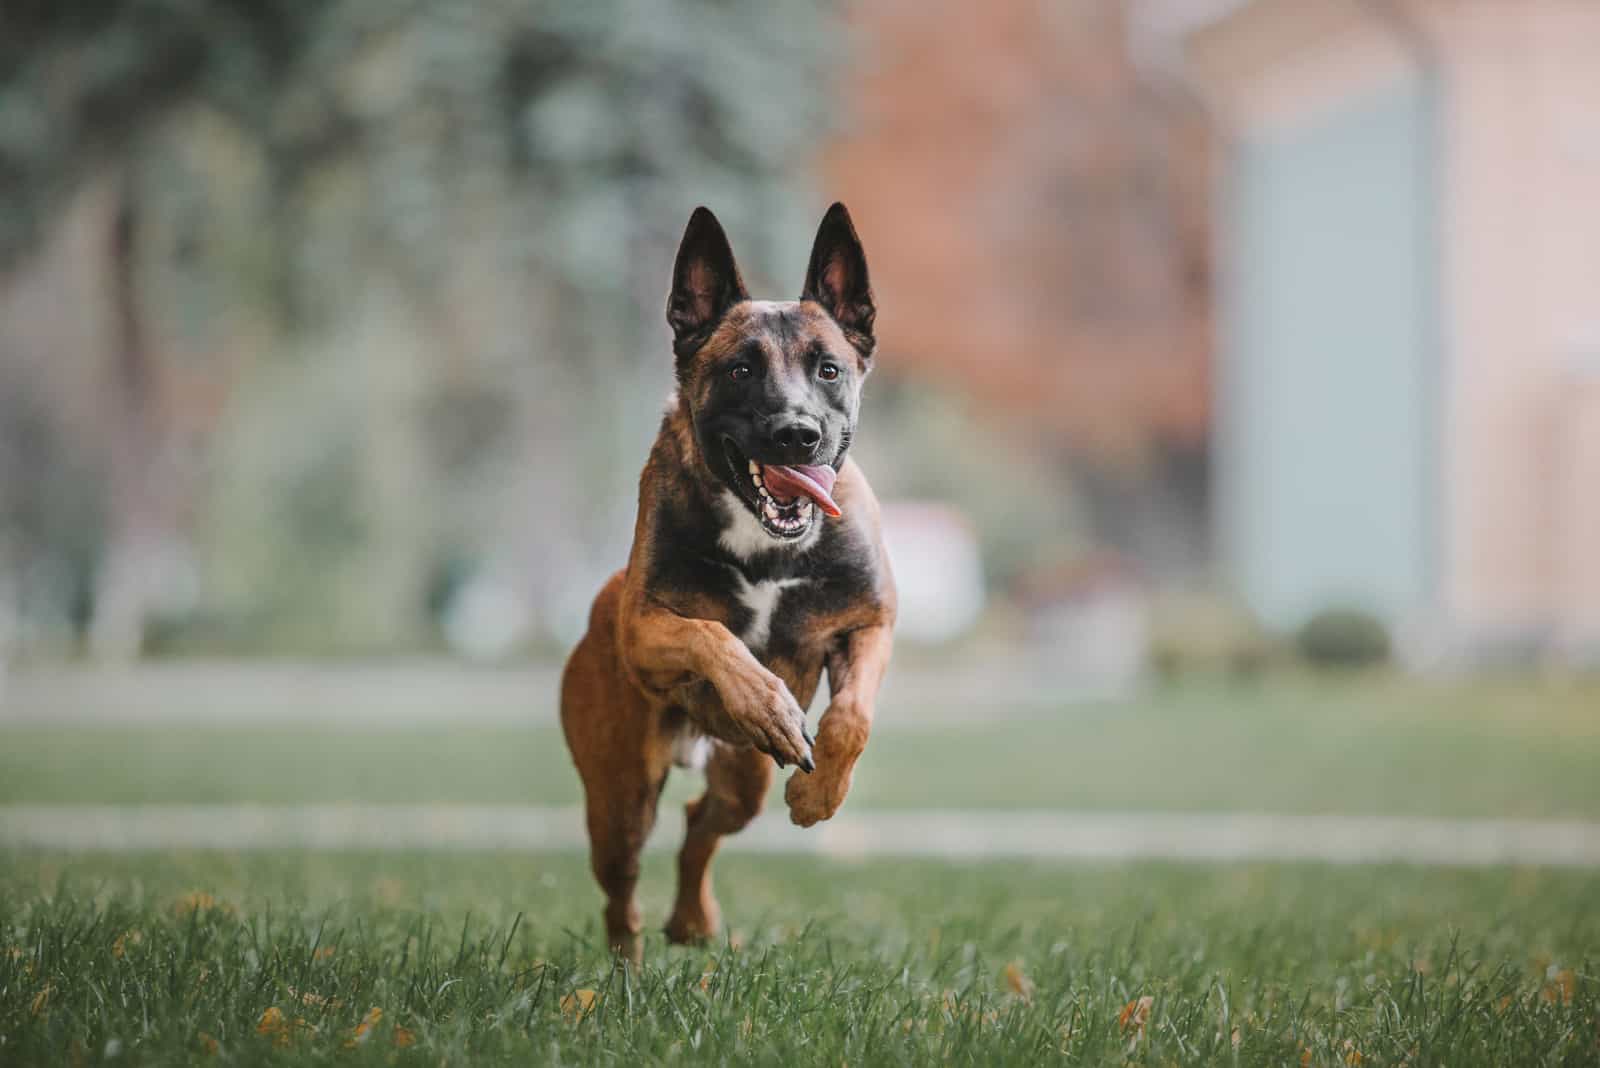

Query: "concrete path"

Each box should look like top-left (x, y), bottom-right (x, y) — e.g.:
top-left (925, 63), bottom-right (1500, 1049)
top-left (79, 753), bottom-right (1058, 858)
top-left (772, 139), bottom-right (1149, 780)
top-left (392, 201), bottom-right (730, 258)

top-left (5, 804), bottom-right (1599, 867)
top-left (0, 659), bottom-right (1107, 727)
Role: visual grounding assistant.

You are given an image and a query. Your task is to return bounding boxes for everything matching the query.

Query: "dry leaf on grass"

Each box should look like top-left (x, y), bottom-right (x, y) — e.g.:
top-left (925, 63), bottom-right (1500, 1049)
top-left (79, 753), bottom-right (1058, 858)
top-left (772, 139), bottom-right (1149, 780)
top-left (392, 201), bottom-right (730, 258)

top-left (346, 1006), bottom-right (383, 1046)
top-left (286, 985), bottom-right (342, 1010)
top-left (173, 892), bottom-right (233, 918)
top-left (197, 1032), bottom-right (220, 1056)
top-left (561, 989), bottom-right (598, 1022)
top-left (111, 930), bottom-right (143, 959)
top-left (1542, 967), bottom-right (1575, 1005)
top-left (1003, 961), bottom-right (1035, 1003)
top-left (257, 1006), bottom-right (316, 1047)
top-left (1117, 995), bottom-right (1153, 1038)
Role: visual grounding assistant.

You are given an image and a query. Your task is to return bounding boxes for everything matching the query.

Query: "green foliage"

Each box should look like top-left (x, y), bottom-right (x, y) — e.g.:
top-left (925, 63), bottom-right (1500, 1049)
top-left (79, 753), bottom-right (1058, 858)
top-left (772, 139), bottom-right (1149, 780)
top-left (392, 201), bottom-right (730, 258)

top-left (1296, 608), bottom-right (1392, 670)
top-left (1, 1), bottom-right (849, 653)
top-left (855, 377), bottom-right (1086, 590)
top-left (2, 852), bottom-right (1597, 1065)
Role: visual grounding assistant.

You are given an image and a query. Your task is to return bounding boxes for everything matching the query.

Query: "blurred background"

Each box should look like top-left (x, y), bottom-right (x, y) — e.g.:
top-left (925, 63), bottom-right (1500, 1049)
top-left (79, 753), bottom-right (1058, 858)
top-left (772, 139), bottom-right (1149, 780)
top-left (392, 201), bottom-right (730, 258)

top-left (2, 1), bottom-right (1599, 841)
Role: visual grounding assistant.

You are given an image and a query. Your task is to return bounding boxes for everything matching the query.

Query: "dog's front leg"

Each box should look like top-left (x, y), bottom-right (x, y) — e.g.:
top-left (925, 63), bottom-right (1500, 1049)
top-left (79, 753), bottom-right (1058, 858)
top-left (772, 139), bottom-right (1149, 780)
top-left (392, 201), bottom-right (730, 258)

top-left (624, 604), bottom-right (814, 770)
top-left (786, 621), bottom-right (893, 826)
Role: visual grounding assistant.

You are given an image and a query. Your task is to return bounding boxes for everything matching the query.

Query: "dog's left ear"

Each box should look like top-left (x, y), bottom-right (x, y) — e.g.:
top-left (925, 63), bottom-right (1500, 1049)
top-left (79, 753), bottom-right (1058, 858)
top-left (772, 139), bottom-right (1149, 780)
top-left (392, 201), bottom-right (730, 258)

top-left (802, 202), bottom-right (875, 357)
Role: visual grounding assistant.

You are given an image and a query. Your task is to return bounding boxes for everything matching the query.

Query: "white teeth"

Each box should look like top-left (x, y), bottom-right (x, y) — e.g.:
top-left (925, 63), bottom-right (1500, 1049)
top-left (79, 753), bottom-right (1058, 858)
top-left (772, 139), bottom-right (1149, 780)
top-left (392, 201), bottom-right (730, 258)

top-left (758, 487), bottom-right (770, 498)
top-left (752, 474), bottom-right (763, 487)
top-left (748, 461), bottom-right (760, 474)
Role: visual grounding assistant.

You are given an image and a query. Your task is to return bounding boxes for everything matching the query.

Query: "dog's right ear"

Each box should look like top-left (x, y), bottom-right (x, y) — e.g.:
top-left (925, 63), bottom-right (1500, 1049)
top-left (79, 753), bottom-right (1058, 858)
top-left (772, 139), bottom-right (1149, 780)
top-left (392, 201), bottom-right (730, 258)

top-left (667, 207), bottom-right (749, 360)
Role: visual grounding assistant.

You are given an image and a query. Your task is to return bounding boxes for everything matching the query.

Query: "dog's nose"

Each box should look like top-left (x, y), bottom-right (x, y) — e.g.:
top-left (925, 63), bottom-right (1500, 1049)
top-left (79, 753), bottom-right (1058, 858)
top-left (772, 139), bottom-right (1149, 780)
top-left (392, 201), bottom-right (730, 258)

top-left (768, 418), bottom-right (822, 460)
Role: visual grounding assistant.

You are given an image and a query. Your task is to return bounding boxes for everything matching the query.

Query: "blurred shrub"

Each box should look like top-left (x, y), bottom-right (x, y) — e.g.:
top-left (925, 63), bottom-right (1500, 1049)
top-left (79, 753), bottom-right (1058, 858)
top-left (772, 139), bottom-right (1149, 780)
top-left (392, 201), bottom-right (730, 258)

top-left (1295, 608), bottom-right (1391, 670)
top-left (1146, 590), bottom-right (1276, 682)
top-left (854, 378), bottom-right (1086, 593)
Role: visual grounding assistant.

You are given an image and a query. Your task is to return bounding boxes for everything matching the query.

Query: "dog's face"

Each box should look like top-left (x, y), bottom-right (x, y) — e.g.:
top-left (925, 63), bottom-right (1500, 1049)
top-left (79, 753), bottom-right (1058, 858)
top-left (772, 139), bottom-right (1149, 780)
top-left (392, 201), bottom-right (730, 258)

top-left (667, 204), bottom-right (876, 542)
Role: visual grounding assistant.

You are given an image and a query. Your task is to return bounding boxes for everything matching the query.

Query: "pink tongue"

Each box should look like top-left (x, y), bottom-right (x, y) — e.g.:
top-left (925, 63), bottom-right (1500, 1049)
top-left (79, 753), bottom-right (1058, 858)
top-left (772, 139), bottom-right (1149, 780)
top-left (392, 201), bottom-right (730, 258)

top-left (762, 464), bottom-right (842, 518)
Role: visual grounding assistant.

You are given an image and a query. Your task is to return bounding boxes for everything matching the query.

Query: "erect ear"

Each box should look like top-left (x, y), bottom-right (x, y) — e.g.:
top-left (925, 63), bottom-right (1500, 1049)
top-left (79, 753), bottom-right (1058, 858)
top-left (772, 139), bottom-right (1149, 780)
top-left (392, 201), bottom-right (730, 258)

top-left (666, 206), bottom-right (749, 359)
top-left (801, 202), bottom-right (875, 356)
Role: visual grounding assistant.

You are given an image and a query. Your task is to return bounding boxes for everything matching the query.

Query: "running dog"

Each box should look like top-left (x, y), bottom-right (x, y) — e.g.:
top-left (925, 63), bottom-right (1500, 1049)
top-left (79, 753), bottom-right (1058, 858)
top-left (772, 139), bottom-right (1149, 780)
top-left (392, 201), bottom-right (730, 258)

top-left (560, 203), bottom-right (895, 959)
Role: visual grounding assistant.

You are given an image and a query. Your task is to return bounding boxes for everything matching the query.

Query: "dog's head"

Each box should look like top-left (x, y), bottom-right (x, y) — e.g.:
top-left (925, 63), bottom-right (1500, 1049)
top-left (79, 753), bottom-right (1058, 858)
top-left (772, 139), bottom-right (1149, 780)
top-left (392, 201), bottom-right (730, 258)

top-left (667, 203), bottom-right (876, 542)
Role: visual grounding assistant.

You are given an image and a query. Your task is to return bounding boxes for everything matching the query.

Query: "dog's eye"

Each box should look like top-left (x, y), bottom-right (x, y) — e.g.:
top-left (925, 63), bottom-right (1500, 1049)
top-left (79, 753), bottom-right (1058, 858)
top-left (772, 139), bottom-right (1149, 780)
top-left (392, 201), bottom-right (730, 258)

top-left (818, 362), bottom-right (841, 382)
top-left (728, 364), bottom-right (752, 382)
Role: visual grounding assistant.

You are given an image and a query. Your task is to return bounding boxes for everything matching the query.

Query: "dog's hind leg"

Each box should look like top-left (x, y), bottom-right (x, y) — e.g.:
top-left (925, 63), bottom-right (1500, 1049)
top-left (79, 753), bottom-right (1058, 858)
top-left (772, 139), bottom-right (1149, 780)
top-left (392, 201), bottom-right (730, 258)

top-left (560, 593), bottom-right (673, 963)
top-left (664, 743), bottom-right (772, 945)
top-left (583, 771), bottom-right (666, 963)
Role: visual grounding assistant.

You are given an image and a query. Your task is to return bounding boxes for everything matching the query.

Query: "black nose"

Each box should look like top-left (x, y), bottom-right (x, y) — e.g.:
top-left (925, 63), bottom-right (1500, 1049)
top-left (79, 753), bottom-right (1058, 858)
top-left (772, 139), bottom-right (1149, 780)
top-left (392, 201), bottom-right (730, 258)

top-left (769, 418), bottom-right (822, 460)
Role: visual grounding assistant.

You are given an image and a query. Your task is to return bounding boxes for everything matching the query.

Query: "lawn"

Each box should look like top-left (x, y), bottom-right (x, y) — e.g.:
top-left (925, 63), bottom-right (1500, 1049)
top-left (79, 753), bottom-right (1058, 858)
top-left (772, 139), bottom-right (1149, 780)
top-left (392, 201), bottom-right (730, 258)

top-left (1, 851), bottom-right (1596, 1065)
top-left (4, 676), bottom-right (1599, 817)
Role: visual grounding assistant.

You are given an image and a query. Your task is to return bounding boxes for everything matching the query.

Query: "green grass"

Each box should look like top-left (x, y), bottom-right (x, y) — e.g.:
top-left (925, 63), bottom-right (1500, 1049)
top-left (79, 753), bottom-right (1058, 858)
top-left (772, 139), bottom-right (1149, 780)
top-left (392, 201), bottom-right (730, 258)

top-left (1, 851), bottom-right (1596, 1065)
top-left (5, 676), bottom-right (1600, 817)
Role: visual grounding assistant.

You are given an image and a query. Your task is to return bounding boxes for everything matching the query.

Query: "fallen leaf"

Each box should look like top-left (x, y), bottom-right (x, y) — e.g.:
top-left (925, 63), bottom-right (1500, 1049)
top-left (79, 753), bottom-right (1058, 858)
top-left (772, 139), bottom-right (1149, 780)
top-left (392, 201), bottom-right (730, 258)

top-left (393, 1026), bottom-right (416, 1048)
top-left (30, 984), bottom-right (54, 1017)
top-left (197, 1032), bottom-right (220, 1056)
top-left (257, 1007), bottom-right (288, 1047)
top-left (174, 892), bottom-right (216, 916)
top-left (286, 985), bottom-right (342, 1010)
top-left (1117, 995), bottom-right (1153, 1038)
top-left (1231, 1027), bottom-right (1241, 1049)
top-left (1003, 961), bottom-right (1035, 1003)
top-left (561, 989), bottom-right (598, 1022)
top-left (314, 946), bottom-right (336, 960)
top-left (258, 1007), bottom-right (314, 1047)
top-left (1543, 968), bottom-right (1576, 1005)
top-left (112, 930), bottom-right (143, 959)
top-left (1344, 1038), bottom-right (1364, 1065)
top-left (1300, 1045), bottom-right (1312, 1067)
top-left (347, 1006), bottom-right (383, 1046)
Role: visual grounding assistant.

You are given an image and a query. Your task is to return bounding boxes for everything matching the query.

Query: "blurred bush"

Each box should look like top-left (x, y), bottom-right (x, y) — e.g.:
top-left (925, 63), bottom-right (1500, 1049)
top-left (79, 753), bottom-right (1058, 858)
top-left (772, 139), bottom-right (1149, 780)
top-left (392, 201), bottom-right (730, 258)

top-left (1147, 590), bottom-right (1276, 682)
top-left (1294, 608), bottom-right (1391, 671)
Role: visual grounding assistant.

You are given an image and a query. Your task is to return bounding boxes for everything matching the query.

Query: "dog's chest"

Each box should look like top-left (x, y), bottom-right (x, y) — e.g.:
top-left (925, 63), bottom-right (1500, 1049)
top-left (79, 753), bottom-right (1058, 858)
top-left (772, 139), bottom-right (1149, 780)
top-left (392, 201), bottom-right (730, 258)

top-left (729, 573), bottom-right (809, 651)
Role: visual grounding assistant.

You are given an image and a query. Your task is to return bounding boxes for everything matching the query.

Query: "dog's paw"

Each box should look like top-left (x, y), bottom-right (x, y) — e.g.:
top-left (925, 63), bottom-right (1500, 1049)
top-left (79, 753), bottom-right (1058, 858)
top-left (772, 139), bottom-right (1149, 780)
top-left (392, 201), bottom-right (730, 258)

top-left (785, 767), bottom-right (850, 827)
top-left (664, 899), bottom-right (720, 946)
top-left (721, 669), bottom-right (813, 770)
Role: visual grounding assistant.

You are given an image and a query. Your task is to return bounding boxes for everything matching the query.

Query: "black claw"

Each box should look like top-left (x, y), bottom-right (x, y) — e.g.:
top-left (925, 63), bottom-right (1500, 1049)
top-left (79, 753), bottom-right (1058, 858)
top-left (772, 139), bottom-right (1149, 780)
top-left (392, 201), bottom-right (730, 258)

top-left (799, 753), bottom-right (815, 774)
top-left (773, 754), bottom-right (787, 769)
top-left (802, 728), bottom-right (814, 747)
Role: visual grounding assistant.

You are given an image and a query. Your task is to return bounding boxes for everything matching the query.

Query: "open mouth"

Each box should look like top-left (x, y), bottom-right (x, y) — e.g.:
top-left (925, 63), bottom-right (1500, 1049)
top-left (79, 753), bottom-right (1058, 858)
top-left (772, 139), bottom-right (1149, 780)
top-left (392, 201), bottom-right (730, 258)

top-left (722, 438), bottom-right (842, 539)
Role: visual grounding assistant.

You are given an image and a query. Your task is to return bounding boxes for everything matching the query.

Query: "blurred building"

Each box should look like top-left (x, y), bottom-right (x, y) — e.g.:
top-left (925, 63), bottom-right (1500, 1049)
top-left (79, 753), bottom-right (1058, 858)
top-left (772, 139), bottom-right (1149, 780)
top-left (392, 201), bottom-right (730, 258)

top-left (1160, 0), bottom-right (1600, 664)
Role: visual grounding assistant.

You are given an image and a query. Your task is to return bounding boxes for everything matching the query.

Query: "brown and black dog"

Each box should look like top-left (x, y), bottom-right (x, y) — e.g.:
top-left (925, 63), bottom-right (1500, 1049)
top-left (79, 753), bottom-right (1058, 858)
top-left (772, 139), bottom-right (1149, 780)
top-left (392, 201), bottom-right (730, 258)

top-left (560, 203), bottom-right (895, 959)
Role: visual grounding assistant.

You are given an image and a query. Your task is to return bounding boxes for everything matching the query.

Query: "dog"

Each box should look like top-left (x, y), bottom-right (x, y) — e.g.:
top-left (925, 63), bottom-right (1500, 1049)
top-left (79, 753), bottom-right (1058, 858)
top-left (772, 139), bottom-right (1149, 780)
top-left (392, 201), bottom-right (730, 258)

top-left (559, 203), bottom-right (896, 959)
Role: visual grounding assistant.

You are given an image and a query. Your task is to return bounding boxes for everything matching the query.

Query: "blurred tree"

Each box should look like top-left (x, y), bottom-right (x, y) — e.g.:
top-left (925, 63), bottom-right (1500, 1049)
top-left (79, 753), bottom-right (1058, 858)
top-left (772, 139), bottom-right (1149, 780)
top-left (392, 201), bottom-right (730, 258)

top-left (825, 0), bottom-right (1212, 579)
top-left (0, 0), bottom-right (844, 656)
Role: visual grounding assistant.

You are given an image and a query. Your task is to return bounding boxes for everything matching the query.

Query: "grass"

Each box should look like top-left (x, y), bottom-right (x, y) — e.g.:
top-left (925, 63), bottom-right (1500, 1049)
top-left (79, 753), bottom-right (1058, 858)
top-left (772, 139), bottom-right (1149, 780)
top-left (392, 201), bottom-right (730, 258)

top-left (5, 676), bottom-right (1600, 817)
top-left (1, 851), bottom-right (1596, 1065)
